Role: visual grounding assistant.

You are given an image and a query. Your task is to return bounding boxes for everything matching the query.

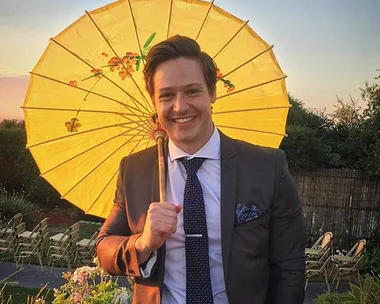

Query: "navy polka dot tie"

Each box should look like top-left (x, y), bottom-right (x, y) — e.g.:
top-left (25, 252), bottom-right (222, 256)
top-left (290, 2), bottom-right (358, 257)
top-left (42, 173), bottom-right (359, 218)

top-left (179, 157), bottom-right (213, 304)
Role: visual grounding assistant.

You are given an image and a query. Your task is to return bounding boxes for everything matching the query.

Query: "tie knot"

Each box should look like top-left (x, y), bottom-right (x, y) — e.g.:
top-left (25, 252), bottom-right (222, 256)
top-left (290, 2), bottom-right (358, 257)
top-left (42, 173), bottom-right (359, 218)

top-left (179, 157), bottom-right (206, 176)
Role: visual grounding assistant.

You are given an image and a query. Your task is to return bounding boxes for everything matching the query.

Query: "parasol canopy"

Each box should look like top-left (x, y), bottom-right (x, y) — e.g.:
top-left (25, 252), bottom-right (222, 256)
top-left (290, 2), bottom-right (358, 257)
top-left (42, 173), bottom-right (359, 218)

top-left (23, 0), bottom-right (290, 218)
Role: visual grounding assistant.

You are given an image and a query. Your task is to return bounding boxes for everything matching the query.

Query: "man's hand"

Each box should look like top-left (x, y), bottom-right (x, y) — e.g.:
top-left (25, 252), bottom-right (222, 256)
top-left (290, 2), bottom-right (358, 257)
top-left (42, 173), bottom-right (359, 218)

top-left (135, 202), bottom-right (182, 264)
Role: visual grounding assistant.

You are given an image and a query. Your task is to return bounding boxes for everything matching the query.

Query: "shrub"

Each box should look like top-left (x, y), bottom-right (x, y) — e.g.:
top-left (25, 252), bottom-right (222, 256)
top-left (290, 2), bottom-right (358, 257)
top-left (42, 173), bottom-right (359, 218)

top-left (312, 292), bottom-right (346, 304)
top-left (339, 276), bottom-right (380, 303)
top-left (0, 187), bottom-right (39, 222)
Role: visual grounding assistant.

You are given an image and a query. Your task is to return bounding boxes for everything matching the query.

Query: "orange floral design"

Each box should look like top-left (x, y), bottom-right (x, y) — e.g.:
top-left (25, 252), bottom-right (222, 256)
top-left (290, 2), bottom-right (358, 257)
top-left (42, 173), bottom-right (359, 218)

top-left (82, 33), bottom-right (156, 82)
top-left (91, 68), bottom-right (103, 78)
top-left (217, 68), bottom-right (235, 93)
top-left (216, 68), bottom-right (223, 80)
top-left (118, 66), bottom-right (135, 80)
top-left (65, 118), bottom-right (82, 132)
top-left (69, 80), bottom-right (78, 87)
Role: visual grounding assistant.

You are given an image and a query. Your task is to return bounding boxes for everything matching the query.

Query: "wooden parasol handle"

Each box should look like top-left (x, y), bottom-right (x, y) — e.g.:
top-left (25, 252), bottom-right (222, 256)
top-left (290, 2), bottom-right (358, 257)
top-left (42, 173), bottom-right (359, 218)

top-left (155, 130), bottom-right (166, 202)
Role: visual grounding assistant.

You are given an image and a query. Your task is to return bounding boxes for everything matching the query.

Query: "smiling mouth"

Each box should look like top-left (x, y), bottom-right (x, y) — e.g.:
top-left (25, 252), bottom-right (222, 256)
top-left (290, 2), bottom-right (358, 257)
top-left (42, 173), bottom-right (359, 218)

top-left (173, 116), bottom-right (195, 124)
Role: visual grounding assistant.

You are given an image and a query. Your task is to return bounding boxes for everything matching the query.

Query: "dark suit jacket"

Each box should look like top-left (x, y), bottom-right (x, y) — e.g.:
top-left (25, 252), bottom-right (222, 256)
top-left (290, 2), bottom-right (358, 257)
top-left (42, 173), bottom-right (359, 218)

top-left (96, 131), bottom-right (306, 304)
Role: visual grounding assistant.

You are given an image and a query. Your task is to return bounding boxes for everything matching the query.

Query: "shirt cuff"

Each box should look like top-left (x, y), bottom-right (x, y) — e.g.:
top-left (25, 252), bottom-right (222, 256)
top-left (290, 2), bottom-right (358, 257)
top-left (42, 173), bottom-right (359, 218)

top-left (139, 250), bottom-right (157, 278)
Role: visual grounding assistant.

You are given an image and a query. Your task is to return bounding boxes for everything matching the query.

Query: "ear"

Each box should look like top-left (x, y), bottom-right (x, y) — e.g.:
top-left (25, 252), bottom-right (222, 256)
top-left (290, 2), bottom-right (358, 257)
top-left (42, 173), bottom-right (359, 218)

top-left (151, 96), bottom-right (157, 110)
top-left (211, 89), bottom-right (216, 104)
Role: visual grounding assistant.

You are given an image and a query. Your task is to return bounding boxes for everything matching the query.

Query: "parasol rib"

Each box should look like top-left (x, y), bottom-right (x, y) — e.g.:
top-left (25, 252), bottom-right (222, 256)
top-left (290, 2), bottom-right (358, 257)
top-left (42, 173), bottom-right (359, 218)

top-left (39, 128), bottom-right (148, 177)
top-left (218, 125), bottom-right (287, 137)
top-left (50, 38), bottom-right (151, 123)
top-left (85, 11), bottom-right (153, 114)
top-left (213, 20), bottom-right (249, 60)
top-left (22, 106), bottom-right (149, 120)
top-left (127, 0), bottom-right (145, 67)
top-left (61, 132), bottom-right (150, 199)
top-left (30, 72), bottom-right (150, 117)
top-left (217, 76), bottom-right (287, 100)
top-left (195, 0), bottom-right (214, 41)
top-left (221, 45), bottom-right (274, 79)
top-left (166, 0), bottom-right (174, 38)
top-left (85, 167), bottom-right (119, 214)
top-left (26, 120), bottom-right (152, 149)
top-left (213, 105), bottom-right (291, 115)
top-left (85, 139), bottom-right (155, 214)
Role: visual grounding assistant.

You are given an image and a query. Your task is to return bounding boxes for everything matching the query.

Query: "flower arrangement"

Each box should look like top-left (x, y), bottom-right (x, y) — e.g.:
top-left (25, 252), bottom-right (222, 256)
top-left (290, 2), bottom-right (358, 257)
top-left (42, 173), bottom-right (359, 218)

top-left (38, 258), bottom-right (134, 304)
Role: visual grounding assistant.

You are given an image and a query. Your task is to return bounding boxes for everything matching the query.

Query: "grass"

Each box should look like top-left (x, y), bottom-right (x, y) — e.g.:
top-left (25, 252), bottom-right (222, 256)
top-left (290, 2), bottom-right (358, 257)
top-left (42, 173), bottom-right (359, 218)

top-left (1, 285), bottom-right (54, 303)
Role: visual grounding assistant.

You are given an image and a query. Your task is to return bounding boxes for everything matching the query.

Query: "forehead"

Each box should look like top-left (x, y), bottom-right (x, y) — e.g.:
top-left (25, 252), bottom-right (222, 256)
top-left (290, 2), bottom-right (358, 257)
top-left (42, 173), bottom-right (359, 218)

top-left (153, 57), bottom-right (206, 91)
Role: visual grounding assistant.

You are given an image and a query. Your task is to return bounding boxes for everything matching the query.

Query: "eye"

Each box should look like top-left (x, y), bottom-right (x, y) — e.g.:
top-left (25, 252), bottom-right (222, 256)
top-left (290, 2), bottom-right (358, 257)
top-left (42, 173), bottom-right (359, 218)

top-left (187, 88), bottom-right (200, 96)
top-left (159, 92), bottom-right (174, 101)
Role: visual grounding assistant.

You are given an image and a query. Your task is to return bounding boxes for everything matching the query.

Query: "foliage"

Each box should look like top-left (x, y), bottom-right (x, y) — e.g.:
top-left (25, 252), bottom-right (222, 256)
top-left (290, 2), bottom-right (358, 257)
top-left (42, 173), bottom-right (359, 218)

top-left (339, 276), bottom-right (380, 303)
top-left (1, 285), bottom-right (51, 304)
top-left (281, 95), bottom-right (342, 169)
top-left (0, 186), bottom-right (38, 222)
top-left (0, 120), bottom-right (62, 207)
top-left (332, 96), bottom-right (362, 127)
top-left (45, 258), bottom-right (134, 304)
top-left (312, 292), bottom-right (347, 304)
top-left (363, 245), bottom-right (380, 278)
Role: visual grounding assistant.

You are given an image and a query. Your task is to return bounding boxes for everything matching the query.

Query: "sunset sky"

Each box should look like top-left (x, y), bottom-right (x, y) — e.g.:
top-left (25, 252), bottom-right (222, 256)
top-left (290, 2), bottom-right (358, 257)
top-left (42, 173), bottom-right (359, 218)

top-left (1, 0), bottom-right (379, 120)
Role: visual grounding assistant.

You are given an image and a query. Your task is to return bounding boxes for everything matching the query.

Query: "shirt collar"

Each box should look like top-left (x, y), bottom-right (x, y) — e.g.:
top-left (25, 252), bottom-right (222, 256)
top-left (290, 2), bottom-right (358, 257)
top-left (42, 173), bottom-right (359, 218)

top-left (168, 126), bottom-right (221, 162)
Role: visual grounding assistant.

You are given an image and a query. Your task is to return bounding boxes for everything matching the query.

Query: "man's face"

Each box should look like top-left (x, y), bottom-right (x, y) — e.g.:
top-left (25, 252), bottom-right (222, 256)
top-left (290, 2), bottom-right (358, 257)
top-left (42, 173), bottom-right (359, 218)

top-left (152, 57), bottom-right (216, 153)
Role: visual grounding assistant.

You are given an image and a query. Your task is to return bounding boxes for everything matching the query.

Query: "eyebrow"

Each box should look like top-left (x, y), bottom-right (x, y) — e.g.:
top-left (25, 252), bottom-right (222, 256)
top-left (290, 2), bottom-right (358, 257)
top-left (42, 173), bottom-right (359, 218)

top-left (158, 83), bottom-right (202, 93)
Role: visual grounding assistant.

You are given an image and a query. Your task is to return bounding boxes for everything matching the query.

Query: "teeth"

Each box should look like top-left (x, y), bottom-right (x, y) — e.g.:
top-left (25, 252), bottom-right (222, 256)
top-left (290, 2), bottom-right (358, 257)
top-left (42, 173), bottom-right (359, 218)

top-left (174, 117), bottom-right (194, 124)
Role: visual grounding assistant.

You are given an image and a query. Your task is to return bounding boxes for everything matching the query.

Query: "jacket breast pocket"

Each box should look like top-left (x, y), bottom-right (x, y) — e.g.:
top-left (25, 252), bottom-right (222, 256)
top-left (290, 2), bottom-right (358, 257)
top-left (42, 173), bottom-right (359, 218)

top-left (233, 213), bottom-right (270, 258)
top-left (234, 213), bottom-right (270, 231)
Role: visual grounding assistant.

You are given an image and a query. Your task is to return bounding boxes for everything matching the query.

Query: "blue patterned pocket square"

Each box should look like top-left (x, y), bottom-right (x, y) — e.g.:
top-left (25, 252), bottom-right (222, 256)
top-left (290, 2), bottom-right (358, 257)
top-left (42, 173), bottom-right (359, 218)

top-left (236, 203), bottom-right (262, 225)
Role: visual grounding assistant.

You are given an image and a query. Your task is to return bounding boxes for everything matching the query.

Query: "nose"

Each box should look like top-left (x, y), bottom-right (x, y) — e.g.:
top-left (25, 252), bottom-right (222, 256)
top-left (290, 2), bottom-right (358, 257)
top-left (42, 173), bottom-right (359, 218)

top-left (173, 93), bottom-right (188, 113)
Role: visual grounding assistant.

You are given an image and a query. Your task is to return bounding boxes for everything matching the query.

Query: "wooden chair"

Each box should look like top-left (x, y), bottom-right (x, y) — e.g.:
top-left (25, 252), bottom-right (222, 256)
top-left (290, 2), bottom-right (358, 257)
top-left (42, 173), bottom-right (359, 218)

top-left (0, 222), bottom-right (25, 259)
top-left (48, 222), bottom-right (80, 272)
top-left (17, 218), bottom-right (49, 242)
top-left (16, 228), bottom-right (50, 271)
top-left (332, 239), bottom-right (366, 288)
top-left (0, 213), bottom-right (23, 237)
top-left (74, 226), bottom-right (101, 267)
top-left (305, 248), bottom-right (331, 292)
top-left (305, 232), bottom-right (333, 260)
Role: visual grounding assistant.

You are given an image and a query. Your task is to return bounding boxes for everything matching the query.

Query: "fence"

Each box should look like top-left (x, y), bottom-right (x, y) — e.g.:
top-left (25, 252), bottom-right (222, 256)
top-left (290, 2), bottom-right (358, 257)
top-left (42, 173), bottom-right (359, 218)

top-left (292, 169), bottom-right (380, 249)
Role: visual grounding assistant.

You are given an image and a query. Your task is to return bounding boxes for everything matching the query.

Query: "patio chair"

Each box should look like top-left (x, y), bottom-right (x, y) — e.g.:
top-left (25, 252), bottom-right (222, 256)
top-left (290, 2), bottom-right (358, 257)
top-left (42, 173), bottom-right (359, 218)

top-left (0, 213), bottom-right (23, 237)
top-left (305, 232), bottom-right (333, 259)
top-left (49, 222), bottom-right (80, 247)
top-left (48, 222), bottom-right (80, 272)
top-left (74, 226), bottom-right (101, 267)
top-left (305, 248), bottom-right (331, 292)
top-left (332, 239), bottom-right (366, 288)
top-left (333, 239), bottom-right (366, 265)
top-left (17, 217), bottom-right (49, 242)
top-left (16, 229), bottom-right (50, 271)
top-left (0, 222), bottom-right (26, 259)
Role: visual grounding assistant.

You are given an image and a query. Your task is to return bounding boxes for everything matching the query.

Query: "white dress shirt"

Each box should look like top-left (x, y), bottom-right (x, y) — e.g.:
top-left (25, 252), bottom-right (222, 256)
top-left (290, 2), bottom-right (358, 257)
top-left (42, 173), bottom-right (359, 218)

top-left (141, 127), bottom-right (228, 303)
top-left (162, 126), bottom-right (228, 304)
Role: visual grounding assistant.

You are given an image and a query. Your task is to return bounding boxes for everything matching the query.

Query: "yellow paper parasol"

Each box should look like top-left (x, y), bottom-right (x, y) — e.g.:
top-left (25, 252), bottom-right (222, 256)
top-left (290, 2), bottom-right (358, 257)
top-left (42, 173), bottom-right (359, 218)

top-left (23, 0), bottom-right (289, 218)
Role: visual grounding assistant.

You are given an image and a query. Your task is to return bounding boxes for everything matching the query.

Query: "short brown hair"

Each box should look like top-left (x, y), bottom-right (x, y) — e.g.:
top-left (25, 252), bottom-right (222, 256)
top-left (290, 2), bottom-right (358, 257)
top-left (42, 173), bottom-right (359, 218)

top-left (143, 35), bottom-right (217, 97)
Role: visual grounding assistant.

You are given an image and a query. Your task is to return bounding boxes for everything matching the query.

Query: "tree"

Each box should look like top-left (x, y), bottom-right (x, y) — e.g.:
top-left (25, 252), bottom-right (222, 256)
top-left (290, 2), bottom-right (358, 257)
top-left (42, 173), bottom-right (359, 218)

top-left (281, 95), bottom-right (342, 169)
top-left (331, 96), bottom-right (362, 127)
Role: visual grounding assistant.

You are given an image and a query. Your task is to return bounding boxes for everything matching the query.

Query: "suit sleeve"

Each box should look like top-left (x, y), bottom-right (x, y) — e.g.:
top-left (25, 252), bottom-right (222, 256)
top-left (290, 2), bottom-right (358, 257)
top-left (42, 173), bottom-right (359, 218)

top-left (96, 158), bottom-right (154, 279)
top-left (268, 150), bottom-right (306, 304)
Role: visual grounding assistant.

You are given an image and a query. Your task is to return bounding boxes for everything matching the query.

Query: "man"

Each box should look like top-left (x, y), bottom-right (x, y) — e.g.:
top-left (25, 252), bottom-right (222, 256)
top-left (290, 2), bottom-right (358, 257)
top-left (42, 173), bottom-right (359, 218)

top-left (97, 35), bottom-right (305, 304)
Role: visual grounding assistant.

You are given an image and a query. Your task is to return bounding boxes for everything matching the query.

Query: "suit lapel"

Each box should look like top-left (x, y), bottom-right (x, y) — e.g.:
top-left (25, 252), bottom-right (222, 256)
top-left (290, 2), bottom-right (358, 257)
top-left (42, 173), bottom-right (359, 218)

top-left (219, 131), bottom-right (238, 283)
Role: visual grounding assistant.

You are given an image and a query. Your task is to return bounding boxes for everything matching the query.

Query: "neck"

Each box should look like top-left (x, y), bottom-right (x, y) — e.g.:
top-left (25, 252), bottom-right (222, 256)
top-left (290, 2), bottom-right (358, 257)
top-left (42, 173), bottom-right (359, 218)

top-left (176, 124), bottom-right (215, 155)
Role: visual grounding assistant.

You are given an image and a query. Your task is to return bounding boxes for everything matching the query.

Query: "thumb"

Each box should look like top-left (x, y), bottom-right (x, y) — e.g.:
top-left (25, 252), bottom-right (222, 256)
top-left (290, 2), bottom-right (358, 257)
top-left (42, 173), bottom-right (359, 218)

top-left (175, 205), bottom-right (182, 213)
